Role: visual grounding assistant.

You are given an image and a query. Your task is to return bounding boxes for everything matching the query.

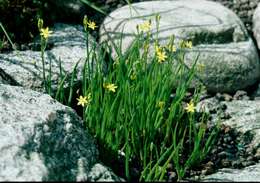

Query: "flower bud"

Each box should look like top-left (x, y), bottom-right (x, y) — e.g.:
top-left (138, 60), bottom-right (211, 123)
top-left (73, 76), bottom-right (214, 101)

top-left (37, 18), bottom-right (44, 31)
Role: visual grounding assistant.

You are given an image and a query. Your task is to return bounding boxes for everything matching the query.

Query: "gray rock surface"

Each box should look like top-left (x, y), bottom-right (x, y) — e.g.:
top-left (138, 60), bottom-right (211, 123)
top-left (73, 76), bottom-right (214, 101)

top-left (0, 23), bottom-right (97, 93)
top-left (196, 98), bottom-right (260, 181)
top-left (220, 100), bottom-right (260, 149)
top-left (160, 0), bottom-right (260, 32)
top-left (200, 162), bottom-right (260, 182)
top-left (0, 84), bottom-right (98, 181)
top-left (253, 3), bottom-right (260, 49)
top-left (211, 0), bottom-right (260, 32)
top-left (87, 163), bottom-right (125, 182)
top-left (45, 0), bottom-right (87, 22)
top-left (100, 0), bottom-right (260, 93)
top-left (197, 98), bottom-right (260, 149)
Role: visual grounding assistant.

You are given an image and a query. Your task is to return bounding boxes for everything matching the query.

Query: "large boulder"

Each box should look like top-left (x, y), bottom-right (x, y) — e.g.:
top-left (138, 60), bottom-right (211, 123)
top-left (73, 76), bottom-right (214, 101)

top-left (253, 3), bottom-right (260, 50)
top-left (210, 0), bottom-right (260, 32)
top-left (0, 23), bottom-right (98, 93)
top-left (197, 98), bottom-right (260, 149)
top-left (100, 0), bottom-right (260, 93)
top-left (0, 84), bottom-right (98, 181)
top-left (44, 0), bottom-right (87, 23)
top-left (196, 97), bottom-right (260, 181)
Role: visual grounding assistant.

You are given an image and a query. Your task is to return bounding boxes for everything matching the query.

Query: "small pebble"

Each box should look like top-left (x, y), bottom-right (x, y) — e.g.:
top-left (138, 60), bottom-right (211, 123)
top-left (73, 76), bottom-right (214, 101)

top-left (215, 93), bottom-right (225, 101)
top-left (233, 90), bottom-right (248, 100)
top-left (218, 151), bottom-right (227, 158)
top-left (232, 160), bottom-right (243, 168)
top-left (254, 149), bottom-right (260, 159)
top-left (223, 93), bottom-right (233, 101)
top-left (221, 159), bottom-right (231, 167)
top-left (246, 156), bottom-right (254, 161)
top-left (242, 161), bottom-right (255, 167)
top-left (168, 171), bottom-right (177, 181)
top-left (201, 169), bottom-right (207, 176)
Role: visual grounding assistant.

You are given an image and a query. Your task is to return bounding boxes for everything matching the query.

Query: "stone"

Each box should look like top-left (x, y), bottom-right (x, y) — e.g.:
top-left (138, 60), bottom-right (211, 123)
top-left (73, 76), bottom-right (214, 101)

top-left (196, 97), bottom-right (260, 182)
top-left (0, 23), bottom-right (98, 93)
top-left (200, 163), bottom-right (260, 181)
top-left (197, 98), bottom-right (260, 149)
top-left (219, 100), bottom-right (260, 149)
top-left (100, 0), bottom-right (260, 93)
top-left (253, 3), bottom-right (260, 49)
top-left (233, 90), bottom-right (249, 100)
top-left (211, 0), bottom-right (260, 32)
top-left (0, 84), bottom-right (98, 181)
top-left (44, 0), bottom-right (87, 23)
top-left (87, 163), bottom-right (125, 182)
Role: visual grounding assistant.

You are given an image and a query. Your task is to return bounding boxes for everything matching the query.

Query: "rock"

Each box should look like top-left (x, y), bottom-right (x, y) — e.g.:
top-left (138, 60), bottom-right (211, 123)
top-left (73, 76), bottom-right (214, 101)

top-left (215, 93), bottom-right (233, 102)
top-left (87, 163), bottom-right (125, 182)
top-left (0, 84), bottom-right (98, 181)
top-left (0, 23), bottom-right (98, 93)
top-left (253, 3), bottom-right (260, 49)
top-left (220, 100), bottom-right (260, 149)
top-left (100, 0), bottom-right (260, 93)
top-left (211, 0), bottom-right (260, 32)
top-left (233, 90), bottom-right (249, 100)
top-left (197, 98), bottom-right (260, 149)
top-left (255, 149), bottom-right (260, 159)
top-left (200, 163), bottom-right (260, 182)
top-left (44, 0), bottom-right (87, 23)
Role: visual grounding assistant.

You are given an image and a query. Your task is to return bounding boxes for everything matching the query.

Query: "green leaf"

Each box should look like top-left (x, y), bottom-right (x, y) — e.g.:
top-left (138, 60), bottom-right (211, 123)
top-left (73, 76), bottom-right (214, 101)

top-left (79, 0), bottom-right (106, 15)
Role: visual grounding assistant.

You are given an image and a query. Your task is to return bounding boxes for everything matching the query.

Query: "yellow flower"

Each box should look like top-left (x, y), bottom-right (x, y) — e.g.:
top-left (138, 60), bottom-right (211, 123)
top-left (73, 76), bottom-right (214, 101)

top-left (156, 14), bottom-right (161, 22)
top-left (77, 94), bottom-right (91, 107)
top-left (40, 27), bottom-right (53, 39)
top-left (37, 18), bottom-right (44, 30)
top-left (144, 43), bottom-right (150, 52)
top-left (179, 40), bottom-right (185, 48)
top-left (179, 40), bottom-right (193, 49)
top-left (167, 45), bottom-right (177, 52)
top-left (87, 20), bottom-right (98, 30)
top-left (138, 21), bottom-right (151, 32)
top-left (156, 50), bottom-right (167, 63)
top-left (185, 41), bottom-right (192, 49)
top-left (103, 83), bottom-right (118, 93)
top-left (197, 63), bottom-right (205, 73)
top-left (185, 100), bottom-right (195, 113)
top-left (157, 101), bottom-right (165, 110)
top-left (155, 45), bottom-right (161, 53)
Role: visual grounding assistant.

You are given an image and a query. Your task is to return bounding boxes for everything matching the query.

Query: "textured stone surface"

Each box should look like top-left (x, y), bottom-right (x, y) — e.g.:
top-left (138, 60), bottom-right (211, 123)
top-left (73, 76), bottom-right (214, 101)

top-left (44, 0), bottom-right (87, 22)
top-left (0, 23), bottom-right (98, 93)
top-left (211, 0), bottom-right (260, 32)
top-left (100, 0), bottom-right (260, 93)
top-left (220, 100), bottom-right (260, 149)
top-left (197, 98), bottom-right (260, 149)
top-left (196, 97), bottom-right (260, 181)
top-left (0, 84), bottom-right (98, 181)
top-left (253, 3), bottom-right (260, 49)
top-left (200, 163), bottom-right (260, 182)
top-left (87, 163), bottom-right (125, 182)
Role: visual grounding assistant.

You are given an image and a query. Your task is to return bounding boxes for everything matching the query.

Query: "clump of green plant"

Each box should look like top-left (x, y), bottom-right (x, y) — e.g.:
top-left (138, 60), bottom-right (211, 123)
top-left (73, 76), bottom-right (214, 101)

top-left (76, 16), bottom-right (218, 181)
top-left (35, 15), bottom-right (219, 181)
